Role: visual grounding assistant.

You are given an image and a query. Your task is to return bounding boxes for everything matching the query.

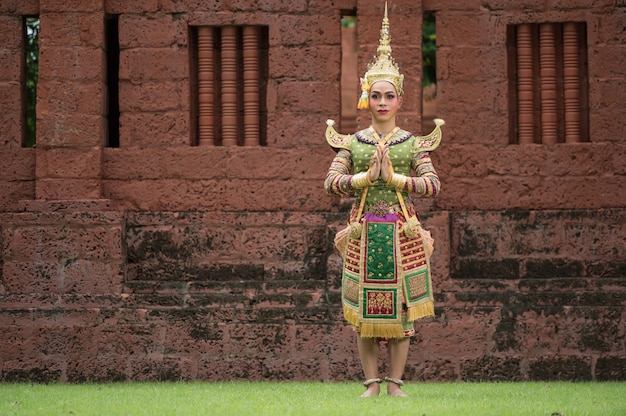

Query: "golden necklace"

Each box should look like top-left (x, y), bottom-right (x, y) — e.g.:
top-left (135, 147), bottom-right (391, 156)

top-left (370, 126), bottom-right (399, 145)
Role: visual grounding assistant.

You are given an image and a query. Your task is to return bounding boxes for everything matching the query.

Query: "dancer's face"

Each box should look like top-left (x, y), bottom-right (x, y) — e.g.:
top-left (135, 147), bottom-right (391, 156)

top-left (369, 81), bottom-right (402, 123)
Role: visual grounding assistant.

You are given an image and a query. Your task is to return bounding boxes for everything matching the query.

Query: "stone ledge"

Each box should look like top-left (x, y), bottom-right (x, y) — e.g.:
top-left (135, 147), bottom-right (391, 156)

top-left (17, 199), bottom-right (118, 213)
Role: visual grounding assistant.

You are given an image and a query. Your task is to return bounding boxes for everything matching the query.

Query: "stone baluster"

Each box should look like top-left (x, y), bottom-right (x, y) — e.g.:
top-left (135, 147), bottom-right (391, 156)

top-left (197, 27), bottom-right (214, 146)
top-left (563, 22), bottom-right (581, 143)
top-left (221, 26), bottom-right (238, 146)
top-left (516, 24), bottom-right (534, 145)
top-left (242, 26), bottom-right (260, 146)
top-left (539, 23), bottom-right (558, 144)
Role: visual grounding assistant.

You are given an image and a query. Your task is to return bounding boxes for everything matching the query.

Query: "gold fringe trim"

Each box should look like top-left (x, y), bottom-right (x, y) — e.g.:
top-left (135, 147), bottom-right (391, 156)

top-left (407, 302), bottom-right (435, 322)
top-left (359, 322), bottom-right (405, 339)
top-left (343, 304), bottom-right (360, 328)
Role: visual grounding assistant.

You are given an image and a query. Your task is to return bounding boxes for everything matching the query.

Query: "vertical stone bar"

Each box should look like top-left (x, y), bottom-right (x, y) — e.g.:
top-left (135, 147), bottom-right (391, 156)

top-left (221, 26), bottom-right (238, 147)
top-left (563, 22), bottom-right (580, 143)
top-left (35, 2), bottom-right (105, 199)
top-left (516, 24), bottom-right (534, 145)
top-left (197, 27), bottom-right (214, 146)
top-left (242, 26), bottom-right (260, 147)
top-left (539, 23), bottom-right (558, 144)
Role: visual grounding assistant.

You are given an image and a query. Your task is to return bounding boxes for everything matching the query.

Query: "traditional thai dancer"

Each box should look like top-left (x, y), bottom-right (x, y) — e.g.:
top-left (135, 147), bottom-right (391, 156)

top-left (324, 2), bottom-right (444, 397)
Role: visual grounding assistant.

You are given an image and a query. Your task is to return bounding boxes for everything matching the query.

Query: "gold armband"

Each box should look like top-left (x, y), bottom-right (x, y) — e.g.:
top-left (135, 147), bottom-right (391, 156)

top-left (387, 173), bottom-right (407, 189)
top-left (352, 171), bottom-right (374, 189)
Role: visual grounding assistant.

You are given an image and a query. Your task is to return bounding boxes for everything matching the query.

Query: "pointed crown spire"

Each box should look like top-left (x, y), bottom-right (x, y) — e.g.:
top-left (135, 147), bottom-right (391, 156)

top-left (357, 2), bottom-right (404, 109)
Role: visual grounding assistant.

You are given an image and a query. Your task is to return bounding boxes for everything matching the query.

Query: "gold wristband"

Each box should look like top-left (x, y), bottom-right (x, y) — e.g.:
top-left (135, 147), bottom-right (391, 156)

top-left (352, 172), bottom-right (372, 189)
top-left (388, 173), bottom-right (407, 189)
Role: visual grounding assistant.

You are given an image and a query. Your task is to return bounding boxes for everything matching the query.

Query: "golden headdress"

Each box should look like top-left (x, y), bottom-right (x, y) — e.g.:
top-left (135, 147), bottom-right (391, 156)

top-left (357, 2), bottom-right (404, 110)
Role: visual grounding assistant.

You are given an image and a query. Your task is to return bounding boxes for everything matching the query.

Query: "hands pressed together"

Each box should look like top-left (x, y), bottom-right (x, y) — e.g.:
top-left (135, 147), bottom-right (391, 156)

top-left (368, 143), bottom-right (392, 183)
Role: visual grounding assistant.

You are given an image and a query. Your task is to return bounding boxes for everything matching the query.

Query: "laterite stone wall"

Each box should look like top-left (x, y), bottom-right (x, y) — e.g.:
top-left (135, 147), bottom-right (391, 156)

top-left (0, 0), bottom-right (624, 382)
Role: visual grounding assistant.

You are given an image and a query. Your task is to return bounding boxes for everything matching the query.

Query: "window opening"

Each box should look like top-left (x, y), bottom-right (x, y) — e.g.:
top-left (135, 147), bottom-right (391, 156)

top-left (508, 22), bottom-right (589, 144)
top-left (422, 11), bottom-right (437, 133)
top-left (23, 16), bottom-right (39, 148)
top-left (193, 26), bottom-right (268, 146)
top-left (340, 12), bottom-right (358, 133)
top-left (105, 15), bottom-right (120, 148)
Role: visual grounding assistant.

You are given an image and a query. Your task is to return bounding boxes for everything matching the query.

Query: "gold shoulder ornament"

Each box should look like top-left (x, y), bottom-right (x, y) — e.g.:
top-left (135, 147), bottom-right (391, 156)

top-left (414, 118), bottom-right (445, 152)
top-left (325, 119), bottom-right (352, 151)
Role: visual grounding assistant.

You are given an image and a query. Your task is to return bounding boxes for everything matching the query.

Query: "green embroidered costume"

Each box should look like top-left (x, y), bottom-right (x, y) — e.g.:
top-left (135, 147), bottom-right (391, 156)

top-left (324, 121), bottom-right (443, 338)
top-left (324, 1), bottom-right (444, 339)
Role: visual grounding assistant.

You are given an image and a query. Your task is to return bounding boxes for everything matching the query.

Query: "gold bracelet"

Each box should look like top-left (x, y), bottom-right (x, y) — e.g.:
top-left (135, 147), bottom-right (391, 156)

top-left (388, 173), bottom-right (407, 189)
top-left (352, 172), bottom-right (371, 189)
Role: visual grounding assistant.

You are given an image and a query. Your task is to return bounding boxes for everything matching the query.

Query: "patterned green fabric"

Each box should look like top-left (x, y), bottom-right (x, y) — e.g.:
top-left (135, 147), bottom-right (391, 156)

top-left (362, 219), bottom-right (399, 322)
top-left (365, 221), bottom-right (396, 281)
top-left (323, 126), bottom-right (440, 198)
top-left (351, 128), bottom-right (414, 206)
top-left (327, 126), bottom-right (440, 338)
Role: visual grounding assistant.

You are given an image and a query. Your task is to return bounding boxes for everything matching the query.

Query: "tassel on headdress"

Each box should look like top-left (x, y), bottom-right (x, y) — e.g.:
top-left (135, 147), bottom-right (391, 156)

top-left (357, 79), bottom-right (370, 110)
top-left (358, 2), bottom-right (404, 110)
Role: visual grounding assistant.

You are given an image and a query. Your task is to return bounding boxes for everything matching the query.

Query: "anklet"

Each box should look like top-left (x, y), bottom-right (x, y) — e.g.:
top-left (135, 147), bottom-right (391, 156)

top-left (384, 377), bottom-right (405, 386)
top-left (363, 378), bottom-right (383, 386)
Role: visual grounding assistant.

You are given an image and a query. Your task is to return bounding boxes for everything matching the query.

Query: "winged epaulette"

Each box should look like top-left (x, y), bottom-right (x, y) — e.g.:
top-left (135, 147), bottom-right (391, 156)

top-left (325, 119), bottom-right (352, 151)
top-left (414, 118), bottom-right (444, 152)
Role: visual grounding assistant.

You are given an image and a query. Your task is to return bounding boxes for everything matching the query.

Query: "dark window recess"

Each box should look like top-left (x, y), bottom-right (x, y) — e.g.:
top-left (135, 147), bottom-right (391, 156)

top-left (105, 15), bottom-right (120, 148)
top-left (23, 16), bottom-right (39, 148)
top-left (422, 11), bottom-right (437, 133)
top-left (340, 11), bottom-right (357, 133)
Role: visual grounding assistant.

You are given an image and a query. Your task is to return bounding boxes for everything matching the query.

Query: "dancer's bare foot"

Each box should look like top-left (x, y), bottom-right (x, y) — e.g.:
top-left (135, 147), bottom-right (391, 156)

top-left (361, 378), bottom-right (382, 397)
top-left (385, 377), bottom-right (407, 397)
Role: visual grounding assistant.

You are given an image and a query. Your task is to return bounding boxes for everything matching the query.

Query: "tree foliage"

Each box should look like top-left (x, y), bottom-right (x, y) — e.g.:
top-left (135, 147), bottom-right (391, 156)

top-left (25, 17), bottom-right (39, 147)
top-left (422, 12), bottom-right (436, 86)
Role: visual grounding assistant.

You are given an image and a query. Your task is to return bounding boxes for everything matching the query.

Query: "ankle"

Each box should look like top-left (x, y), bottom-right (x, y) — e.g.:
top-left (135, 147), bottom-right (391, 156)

top-left (384, 377), bottom-right (407, 397)
top-left (384, 377), bottom-right (404, 386)
top-left (361, 378), bottom-right (382, 397)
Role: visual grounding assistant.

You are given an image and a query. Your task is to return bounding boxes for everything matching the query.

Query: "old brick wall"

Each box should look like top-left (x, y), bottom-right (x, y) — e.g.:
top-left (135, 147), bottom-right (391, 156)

top-left (0, 0), bottom-right (625, 382)
top-left (0, 0), bottom-right (37, 212)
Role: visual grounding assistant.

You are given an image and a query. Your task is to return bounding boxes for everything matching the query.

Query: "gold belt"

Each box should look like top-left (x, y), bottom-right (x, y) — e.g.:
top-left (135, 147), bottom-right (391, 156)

top-left (363, 201), bottom-right (402, 217)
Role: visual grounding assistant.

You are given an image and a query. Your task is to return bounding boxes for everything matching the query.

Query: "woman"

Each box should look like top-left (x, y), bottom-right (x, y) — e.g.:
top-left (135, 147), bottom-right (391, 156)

top-left (324, 3), bottom-right (444, 397)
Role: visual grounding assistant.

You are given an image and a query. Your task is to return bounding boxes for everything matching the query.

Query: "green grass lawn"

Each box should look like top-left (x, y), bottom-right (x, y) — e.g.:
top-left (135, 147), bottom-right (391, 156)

top-left (1, 381), bottom-right (624, 416)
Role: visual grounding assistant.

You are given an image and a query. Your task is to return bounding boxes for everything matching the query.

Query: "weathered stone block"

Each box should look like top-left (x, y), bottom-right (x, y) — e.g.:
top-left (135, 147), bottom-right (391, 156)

top-left (36, 147), bottom-right (103, 179)
top-left (119, 13), bottom-right (188, 49)
top-left (119, 112), bottom-right (190, 147)
top-left (66, 356), bottom-right (129, 383)
top-left (1, 261), bottom-right (59, 293)
top-left (38, 80), bottom-right (104, 114)
top-left (40, 0), bottom-right (103, 13)
top-left (2, 359), bottom-right (63, 383)
top-left (129, 356), bottom-right (188, 382)
top-left (461, 356), bottom-right (523, 381)
top-left (38, 46), bottom-right (103, 81)
top-left (120, 49), bottom-right (189, 82)
top-left (36, 113), bottom-right (105, 148)
top-left (596, 356), bottom-right (626, 381)
top-left (40, 12), bottom-right (104, 48)
top-left (528, 357), bottom-right (592, 381)
top-left (270, 46), bottom-right (339, 82)
top-left (523, 259), bottom-right (584, 279)
top-left (452, 259), bottom-right (520, 280)
top-left (0, 321), bottom-right (30, 360)
top-left (0, 182), bottom-right (36, 213)
top-left (197, 355), bottom-right (264, 381)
